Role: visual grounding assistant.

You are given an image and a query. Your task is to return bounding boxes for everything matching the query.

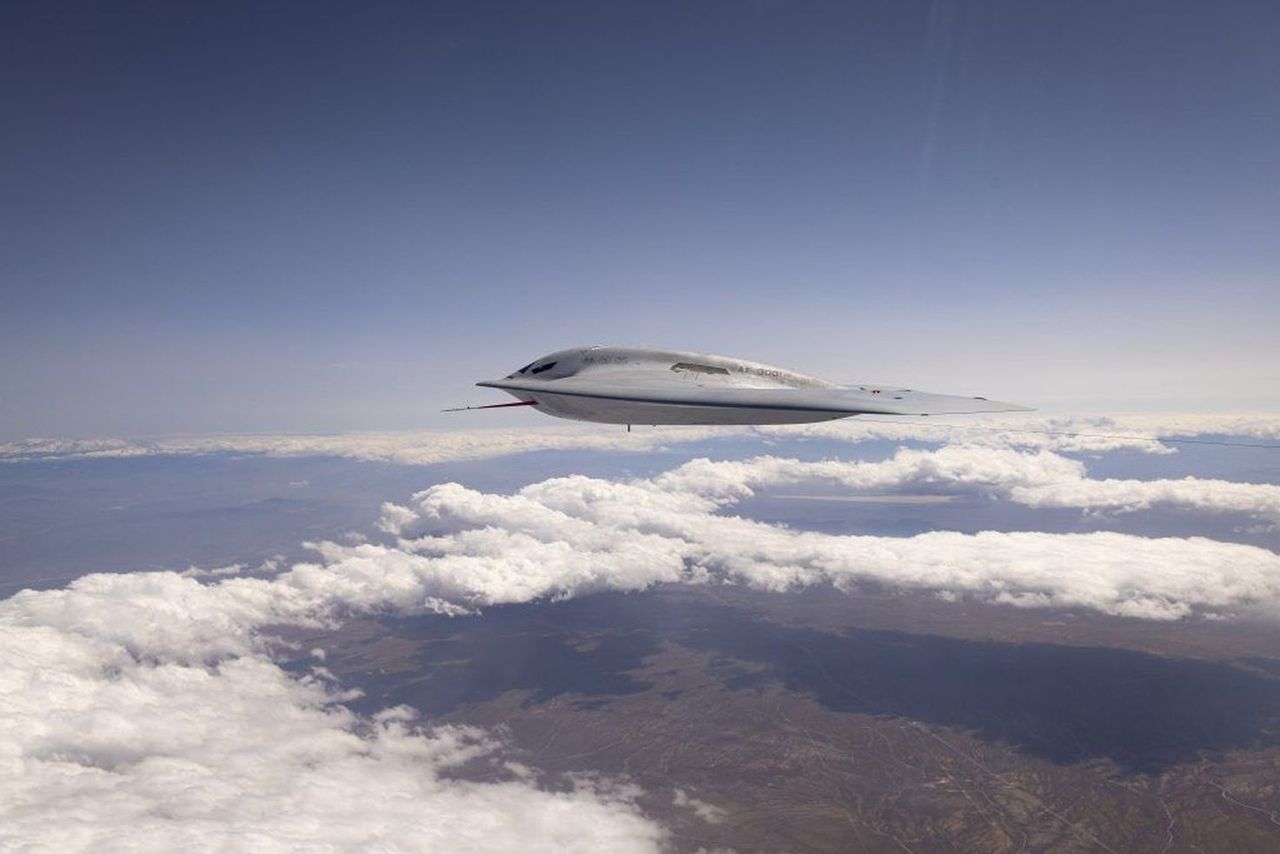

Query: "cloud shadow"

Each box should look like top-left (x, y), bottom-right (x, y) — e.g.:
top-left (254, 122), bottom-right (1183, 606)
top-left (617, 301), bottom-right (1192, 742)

top-left (329, 591), bottom-right (1280, 774)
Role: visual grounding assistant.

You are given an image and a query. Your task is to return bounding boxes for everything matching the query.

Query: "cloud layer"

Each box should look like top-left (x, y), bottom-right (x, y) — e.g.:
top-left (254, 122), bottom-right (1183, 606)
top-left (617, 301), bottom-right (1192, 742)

top-left (659, 446), bottom-right (1280, 525)
top-left (0, 427), bottom-right (725, 466)
top-left (6, 440), bottom-right (1280, 850)
top-left (369, 463), bottom-right (1280, 621)
top-left (4, 412), bottom-right (1279, 465)
top-left (1, 571), bottom-right (666, 853)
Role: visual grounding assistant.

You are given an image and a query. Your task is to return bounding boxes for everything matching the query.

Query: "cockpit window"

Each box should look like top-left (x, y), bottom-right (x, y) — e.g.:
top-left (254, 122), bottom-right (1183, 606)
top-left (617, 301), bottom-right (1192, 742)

top-left (530, 361), bottom-right (557, 374)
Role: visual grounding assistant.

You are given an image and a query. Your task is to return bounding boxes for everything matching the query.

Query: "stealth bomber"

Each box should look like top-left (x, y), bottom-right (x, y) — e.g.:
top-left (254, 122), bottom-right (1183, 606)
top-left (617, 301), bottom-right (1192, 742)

top-left (450, 345), bottom-right (1030, 426)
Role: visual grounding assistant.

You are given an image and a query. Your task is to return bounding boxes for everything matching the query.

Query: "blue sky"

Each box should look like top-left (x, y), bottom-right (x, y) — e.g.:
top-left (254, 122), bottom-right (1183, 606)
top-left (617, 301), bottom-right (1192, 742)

top-left (2, 1), bottom-right (1278, 437)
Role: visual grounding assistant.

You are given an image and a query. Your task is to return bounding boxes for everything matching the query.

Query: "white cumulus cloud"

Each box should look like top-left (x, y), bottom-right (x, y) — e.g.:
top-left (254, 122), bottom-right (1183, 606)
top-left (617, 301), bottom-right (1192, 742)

top-left (370, 471), bottom-right (1280, 621)
top-left (6, 443), bottom-right (1280, 850)
top-left (0, 570), bottom-right (666, 853)
top-left (656, 446), bottom-right (1280, 524)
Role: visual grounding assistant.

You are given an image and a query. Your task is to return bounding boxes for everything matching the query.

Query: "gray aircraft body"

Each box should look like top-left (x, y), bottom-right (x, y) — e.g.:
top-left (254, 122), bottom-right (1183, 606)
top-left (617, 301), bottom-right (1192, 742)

top-left (456, 346), bottom-right (1029, 426)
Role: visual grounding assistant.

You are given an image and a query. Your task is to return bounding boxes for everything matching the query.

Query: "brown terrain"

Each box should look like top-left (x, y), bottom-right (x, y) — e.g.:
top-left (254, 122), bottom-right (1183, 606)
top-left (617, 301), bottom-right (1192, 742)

top-left (284, 584), bottom-right (1280, 853)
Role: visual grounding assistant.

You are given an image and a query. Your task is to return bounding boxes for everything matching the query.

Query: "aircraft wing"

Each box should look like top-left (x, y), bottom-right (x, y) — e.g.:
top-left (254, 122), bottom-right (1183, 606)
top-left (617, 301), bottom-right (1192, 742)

top-left (477, 376), bottom-right (1029, 417)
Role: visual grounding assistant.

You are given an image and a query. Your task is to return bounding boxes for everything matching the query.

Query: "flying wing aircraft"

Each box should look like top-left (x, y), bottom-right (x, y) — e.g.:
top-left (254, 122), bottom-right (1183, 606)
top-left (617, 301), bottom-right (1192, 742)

top-left (450, 346), bottom-right (1030, 426)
